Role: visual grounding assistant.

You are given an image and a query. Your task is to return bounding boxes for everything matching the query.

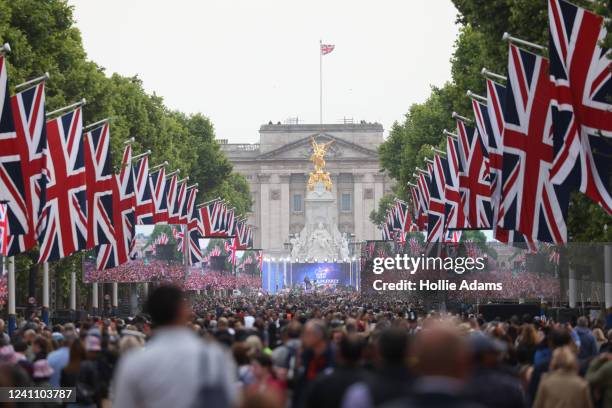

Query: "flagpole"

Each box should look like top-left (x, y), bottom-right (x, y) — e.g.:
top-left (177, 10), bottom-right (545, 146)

top-left (319, 39), bottom-right (323, 127)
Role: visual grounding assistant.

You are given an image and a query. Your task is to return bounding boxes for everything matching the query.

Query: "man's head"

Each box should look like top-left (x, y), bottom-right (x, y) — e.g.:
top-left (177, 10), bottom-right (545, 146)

top-left (302, 319), bottom-right (327, 351)
top-left (378, 328), bottom-right (409, 367)
top-left (145, 285), bottom-right (190, 327)
top-left (577, 316), bottom-right (589, 328)
top-left (412, 324), bottom-right (471, 381)
top-left (338, 333), bottom-right (365, 368)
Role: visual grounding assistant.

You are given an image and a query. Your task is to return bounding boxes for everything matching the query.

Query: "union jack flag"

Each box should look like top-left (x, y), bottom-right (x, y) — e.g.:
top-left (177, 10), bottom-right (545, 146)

top-left (427, 155), bottom-right (448, 243)
top-left (224, 207), bottom-right (236, 236)
top-left (179, 183), bottom-right (192, 225)
top-left (444, 135), bottom-right (468, 230)
top-left (234, 219), bottom-right (248, 250)
top-left (320, 43), bottom-right (335, 55)
top-left (486, 79), bottom-right (539, 249)
top-left (6, 82), bottom-right (47, 255)
top-left (548, 0), bottom-right (611, 214)
top-left (245, 225), bottom-right (253, 249)
top-left (210, 245), bottom-right (221, 257)
top-left (167, 175), bottom-right (184, 225)
top-left (38, 107), bottom-right (87, 262)
top-left (199, 200), bottom-right (221, 237)
top-left (0, 56), bottom-right (27, 238)
top-left (416, 171), bottom-right (431, 230)
top-left (0, 202), bottom-right (7, 256)
top-left (381, 222), bottom-right (392, 241)
top-left (186, 188), bottom-right (202, 265)
top-left (459, 107), bottom-right (492, 229)
top-left (95, 145), bottom-right (135, 270)
top-left (501, 44), bottom-right (569, 243)
top-left (408, 186), bottom-right (422, 230)
top-left (133, 156), bottom-right (154, 225)
top-left (84, 122), bottom-right (113, 249)
top-left (150, 167), bottom-right (168, 224)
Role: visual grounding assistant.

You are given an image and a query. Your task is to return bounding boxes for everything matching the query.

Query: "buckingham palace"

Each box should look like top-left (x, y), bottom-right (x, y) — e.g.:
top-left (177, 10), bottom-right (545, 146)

top-left (219, 122), bottom-right (393, 255)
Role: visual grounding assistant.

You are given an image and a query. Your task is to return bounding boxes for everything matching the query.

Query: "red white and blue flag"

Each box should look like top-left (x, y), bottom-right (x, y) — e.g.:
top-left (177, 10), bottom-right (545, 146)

top-left (458, 111), bottom-right (492, 229)
top-left (321, 43), bottom-right (335, 55)
top-left (38, 107), bottom-right (87, 262)
top-left (84, 122), bottom-right (113, 249)
top-left (95, 145), bottom-right (135, 270)
top-left (427, 155), bottom-right (448, 243)
top-left (186, 188), bottom-right (202, 265)
top-left (0, 55), bottom-right (28, 239)
top-left (199, 200), bottom-right (221, 237)
top-left (444, 135), bottom-right (468, 230)
top-left (501, 44), bottom-right (569, 243)
top-left (150, 167), bottom-right (168, 224)
top-left (166, 173), bottom-right (180, 224)
top-left (133, 156), bottom-right (154, 225)
top-left (6, 82), bottom-right (47, 255)
top-left (548, 0), bottom-right (612, 214)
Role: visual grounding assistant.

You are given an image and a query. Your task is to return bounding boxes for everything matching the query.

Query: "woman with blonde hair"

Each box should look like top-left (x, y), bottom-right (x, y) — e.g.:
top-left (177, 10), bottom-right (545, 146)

top-left (533, 346), bottom-right (593, 408)
top-left (593, 328), bottom-right (607, 351)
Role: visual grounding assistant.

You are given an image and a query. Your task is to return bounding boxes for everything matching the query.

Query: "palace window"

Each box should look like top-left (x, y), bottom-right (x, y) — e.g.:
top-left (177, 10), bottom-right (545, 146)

top-left (292, 193), bottom-right (303, 213)
top-left (341, 192), bottom-right (352, 212)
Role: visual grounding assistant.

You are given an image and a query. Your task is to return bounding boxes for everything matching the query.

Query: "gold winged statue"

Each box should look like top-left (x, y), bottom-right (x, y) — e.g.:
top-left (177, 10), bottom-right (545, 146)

top-left (307, 137), bottom-right (334, 192)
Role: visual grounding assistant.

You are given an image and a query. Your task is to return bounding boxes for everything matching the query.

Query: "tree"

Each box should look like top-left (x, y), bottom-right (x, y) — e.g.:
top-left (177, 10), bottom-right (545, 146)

top-left (375, 0), bottom-right (611, 242)
top-left (0, 0), bottom-right (251, 309)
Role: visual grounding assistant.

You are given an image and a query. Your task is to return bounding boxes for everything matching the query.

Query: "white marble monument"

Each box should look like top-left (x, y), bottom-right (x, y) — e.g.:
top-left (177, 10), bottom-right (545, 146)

top-left (289, 138), bottom-right (350, 261)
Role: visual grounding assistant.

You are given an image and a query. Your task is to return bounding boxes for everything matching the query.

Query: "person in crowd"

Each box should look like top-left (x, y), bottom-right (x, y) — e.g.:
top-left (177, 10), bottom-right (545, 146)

top-left (234, 342), bottom-right (255, 387)
top-left (575, 316), bottom-right (599, 361)
top-left (341, 328), bottom-right (413, 408)
top-left (271, 321), bottom-right (302, 383)
top-left (247, 352), bottom-right (287, 408)
top-left (599, 329), bottom-right (612, 354)
top-left (585, 353), bottom-right (612, 408)
top-left (0, 319), bottom-right (10, 345)
top-left (533, 346), bottom-right (593, 408)
top-left (61, 338), bottom-right (96, 408)
top-left (302, 333), bottom-right (370, 408)
top-left (47, 329), bottom-right (76, 387)
top-left (293, 319), bottom-right (335, 405)
top-left (528, 327), bottom-right (573, 402)
top-left (516, 323), bottom-right (538, 365)
top-left (382, 324), bottom-right (484, 408)
top-left (464, 333), bottom-right (527, 408)
top-left (113, 285), bottom-right (237, 408)
top-left (32, 359), bottom-right (54, 387)
top-left (593, 327), bottom-right (607, 351)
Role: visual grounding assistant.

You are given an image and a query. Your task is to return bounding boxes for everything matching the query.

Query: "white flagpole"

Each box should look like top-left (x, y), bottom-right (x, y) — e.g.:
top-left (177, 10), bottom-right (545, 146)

top-left (319, 40), bottom-right (323, 127)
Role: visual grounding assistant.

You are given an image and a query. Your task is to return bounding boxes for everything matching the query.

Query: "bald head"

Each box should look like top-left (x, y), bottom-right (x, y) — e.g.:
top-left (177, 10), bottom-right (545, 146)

top-left (412, 324), bottom-right (471, 380)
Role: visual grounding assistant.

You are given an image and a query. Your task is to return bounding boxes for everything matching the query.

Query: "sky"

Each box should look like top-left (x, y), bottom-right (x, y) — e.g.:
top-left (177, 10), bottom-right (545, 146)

top-left (68, 0), bottom-right (460, 143)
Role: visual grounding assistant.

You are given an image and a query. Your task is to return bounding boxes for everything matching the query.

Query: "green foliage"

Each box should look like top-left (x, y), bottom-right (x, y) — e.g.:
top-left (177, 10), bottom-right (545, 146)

top-left (0, 0), bottom-right (251, 308)
top-left (368, 194), bottom-right (396, 226)
top-left (375, 0), bottom-right (611, 242)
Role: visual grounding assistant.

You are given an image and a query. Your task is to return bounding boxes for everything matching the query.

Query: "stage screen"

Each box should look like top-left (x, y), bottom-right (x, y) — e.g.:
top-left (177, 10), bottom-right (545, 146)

top-left (290, 262), bottom-right (351, 289)
top-left (262, 262), bottom-right (353, 293)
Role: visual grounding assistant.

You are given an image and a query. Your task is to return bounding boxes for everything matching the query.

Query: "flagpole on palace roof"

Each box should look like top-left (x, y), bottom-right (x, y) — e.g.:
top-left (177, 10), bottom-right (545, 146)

top-left (319, 39), bottom-right (323, 128)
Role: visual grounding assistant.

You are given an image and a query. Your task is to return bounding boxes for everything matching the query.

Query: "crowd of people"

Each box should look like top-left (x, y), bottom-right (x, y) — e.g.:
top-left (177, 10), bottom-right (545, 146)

top-left (184, 271), bottom-right (262, 292)
top-left (84, 260), bottom-right (186, 283)
top-left (0, 286), bottom-right (612, 407)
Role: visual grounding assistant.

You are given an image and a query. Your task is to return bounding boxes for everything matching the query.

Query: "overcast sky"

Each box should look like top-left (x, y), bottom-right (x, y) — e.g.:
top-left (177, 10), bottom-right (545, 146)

top-left (68, 0), bottom-right (460, 143)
